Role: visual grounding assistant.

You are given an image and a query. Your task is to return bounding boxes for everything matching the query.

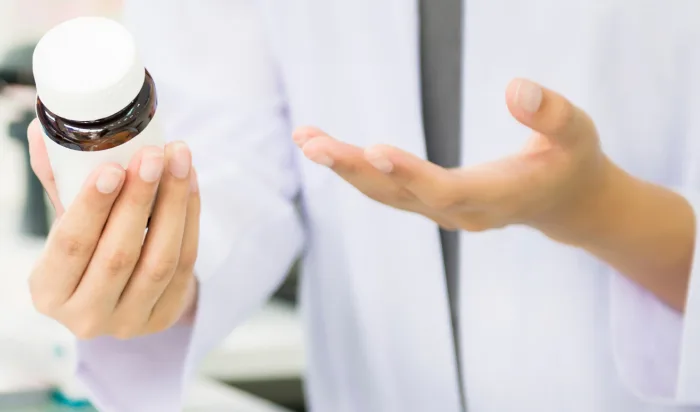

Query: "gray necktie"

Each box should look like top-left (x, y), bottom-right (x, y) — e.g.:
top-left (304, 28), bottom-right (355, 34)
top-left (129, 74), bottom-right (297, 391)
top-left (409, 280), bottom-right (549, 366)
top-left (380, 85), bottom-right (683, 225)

top-left (419, 0), bottom-right (465, 408)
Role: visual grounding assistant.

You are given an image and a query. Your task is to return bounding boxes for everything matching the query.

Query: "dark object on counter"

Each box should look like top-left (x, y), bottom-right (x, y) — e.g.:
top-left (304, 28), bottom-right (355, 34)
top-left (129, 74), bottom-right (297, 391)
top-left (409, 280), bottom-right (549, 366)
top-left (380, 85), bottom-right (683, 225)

top-left (0, 44), bottom-right (36, 90)
top-left (1, 43), bottom-right (50, 238)
top-left (0, 67), bottom-right (34, 87)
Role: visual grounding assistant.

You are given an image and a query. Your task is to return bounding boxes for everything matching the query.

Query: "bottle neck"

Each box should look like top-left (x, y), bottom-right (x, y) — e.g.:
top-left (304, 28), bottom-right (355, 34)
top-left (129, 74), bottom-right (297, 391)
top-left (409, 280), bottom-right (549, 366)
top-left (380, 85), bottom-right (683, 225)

top-left (37, 70), bottom-right (157, 151)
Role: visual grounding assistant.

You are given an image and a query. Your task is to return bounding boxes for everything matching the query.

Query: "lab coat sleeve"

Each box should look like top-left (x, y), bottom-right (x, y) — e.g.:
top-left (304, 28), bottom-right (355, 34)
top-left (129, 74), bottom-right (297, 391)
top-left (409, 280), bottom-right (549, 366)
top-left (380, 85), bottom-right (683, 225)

top-left (74, 2), bottom-right (305, 411)
top-left (610, 189), bottom-right (700, 405)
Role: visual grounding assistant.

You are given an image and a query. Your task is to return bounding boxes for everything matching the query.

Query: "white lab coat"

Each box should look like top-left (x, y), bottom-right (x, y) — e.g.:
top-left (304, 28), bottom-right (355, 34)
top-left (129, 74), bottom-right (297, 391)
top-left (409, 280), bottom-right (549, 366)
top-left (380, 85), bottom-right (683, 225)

top-left (75, 1), bottom-right (700, 411)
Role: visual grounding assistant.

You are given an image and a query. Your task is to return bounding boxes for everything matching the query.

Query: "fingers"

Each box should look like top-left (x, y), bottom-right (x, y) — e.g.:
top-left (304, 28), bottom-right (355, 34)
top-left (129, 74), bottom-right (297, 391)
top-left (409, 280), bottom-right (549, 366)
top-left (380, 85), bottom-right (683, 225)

top-left (292, 125), bottom-right (325, 148)
top-left (296, 128), bottom-right (415, 206)
top-left (112, 142), bottom-right (193, 336)
top-left (364, 144), bottom-right (474, 209)
top-left (68, 146), bottom-right (165, 323)
top-left (29, 140), bottom-right (199, 340)
top-left (30, 163), bottom-right (125, 315)
top-left (505, 78), bottom-right (595, 143)
top-left (27, 119), bottom-right (63, 215)
top-left (147, 169), bottom-right (201, 334)
top-left (296, 125), bottom-right (542, 217)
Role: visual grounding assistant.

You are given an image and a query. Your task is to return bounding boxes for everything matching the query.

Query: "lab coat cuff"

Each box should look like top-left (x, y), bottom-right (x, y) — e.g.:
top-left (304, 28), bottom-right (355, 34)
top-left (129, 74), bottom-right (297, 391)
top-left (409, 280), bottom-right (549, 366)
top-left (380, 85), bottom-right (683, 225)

top-left (609, 188), bottom-right (700, 405)
top-left (183, 205), bottom-right (304, 380)
top-left (76, 325), bottom-right (193, 412)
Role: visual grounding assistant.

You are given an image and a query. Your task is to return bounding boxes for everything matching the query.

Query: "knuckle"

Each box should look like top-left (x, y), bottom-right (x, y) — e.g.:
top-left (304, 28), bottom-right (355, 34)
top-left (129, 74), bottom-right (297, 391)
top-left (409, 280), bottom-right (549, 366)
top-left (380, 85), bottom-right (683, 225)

top-left (55, 233), bottom-right (90, 258)
top-left (145, 258), bottom-right (178, 283)
top-left (103, 249), bottom-right (137, 275)
top-left (550, 101), bottom-right (576, 135)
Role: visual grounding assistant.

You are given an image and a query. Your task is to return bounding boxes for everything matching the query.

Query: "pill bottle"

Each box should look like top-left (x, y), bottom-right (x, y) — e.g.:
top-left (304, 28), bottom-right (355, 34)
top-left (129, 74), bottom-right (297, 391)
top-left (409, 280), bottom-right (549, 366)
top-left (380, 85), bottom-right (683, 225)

top-left (33, 16), bottom-right (163, 208)
top-left (31, 16), bottom-right (163, 405)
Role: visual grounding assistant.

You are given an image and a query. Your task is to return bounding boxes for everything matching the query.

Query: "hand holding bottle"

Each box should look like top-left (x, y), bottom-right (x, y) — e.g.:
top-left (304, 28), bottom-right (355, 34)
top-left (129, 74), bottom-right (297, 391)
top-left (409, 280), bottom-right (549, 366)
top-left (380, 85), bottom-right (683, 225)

top-left (26, 120), bottom-right (200, 339)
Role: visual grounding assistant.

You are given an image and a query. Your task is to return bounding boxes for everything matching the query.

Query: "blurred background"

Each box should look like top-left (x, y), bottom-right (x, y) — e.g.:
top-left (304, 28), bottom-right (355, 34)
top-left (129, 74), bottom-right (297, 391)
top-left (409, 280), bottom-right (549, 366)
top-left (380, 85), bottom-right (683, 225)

top-left (0, 1), bottom-right (306, 411)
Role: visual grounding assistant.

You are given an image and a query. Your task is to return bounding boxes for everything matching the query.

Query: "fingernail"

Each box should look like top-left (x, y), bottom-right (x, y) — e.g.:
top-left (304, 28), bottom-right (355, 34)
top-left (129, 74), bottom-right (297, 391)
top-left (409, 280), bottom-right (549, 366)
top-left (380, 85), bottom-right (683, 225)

top-left (365, 151), bottom-right (394, 173)
top-left (96, 167), bottom-right (124, 194)
top-left (170, 142), bottom-right (191, 179)
top-left (139, 149), bottom-right (164, 182)
top-left (515, 79), bottom-right (543, 114)
top-left (307, 152), bottom-right (334, 167)
top-left (190, 169), bottom-right (199, 193)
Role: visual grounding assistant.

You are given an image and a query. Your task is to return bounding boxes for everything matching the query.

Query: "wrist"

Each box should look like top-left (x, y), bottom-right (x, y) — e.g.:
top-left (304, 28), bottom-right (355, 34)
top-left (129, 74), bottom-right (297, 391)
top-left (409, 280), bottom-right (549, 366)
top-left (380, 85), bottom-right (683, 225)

top-left (531, 157), bottom-right (634, 247)
top-left (532, 158), bottom-right (695, 311)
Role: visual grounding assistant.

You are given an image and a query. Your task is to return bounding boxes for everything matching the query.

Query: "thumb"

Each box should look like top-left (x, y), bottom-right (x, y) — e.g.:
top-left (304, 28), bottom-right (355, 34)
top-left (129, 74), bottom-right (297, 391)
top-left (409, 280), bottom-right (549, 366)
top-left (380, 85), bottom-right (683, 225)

top-left (27, 119), bottom-right (63, 215)
top-left (505, 78), bottom-right (595, 143)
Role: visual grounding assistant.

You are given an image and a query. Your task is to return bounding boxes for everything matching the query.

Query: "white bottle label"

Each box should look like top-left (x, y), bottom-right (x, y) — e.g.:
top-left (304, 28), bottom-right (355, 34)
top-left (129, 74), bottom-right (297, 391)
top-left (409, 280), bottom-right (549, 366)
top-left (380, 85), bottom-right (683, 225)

top-left (41, 111), bottom-right (164, 209)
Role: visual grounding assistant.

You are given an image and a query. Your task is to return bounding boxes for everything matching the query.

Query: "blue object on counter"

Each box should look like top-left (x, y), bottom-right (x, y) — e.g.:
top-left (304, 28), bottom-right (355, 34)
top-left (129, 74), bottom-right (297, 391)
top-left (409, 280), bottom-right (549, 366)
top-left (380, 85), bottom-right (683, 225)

top-left (50, 391), bottom-right (91, 409)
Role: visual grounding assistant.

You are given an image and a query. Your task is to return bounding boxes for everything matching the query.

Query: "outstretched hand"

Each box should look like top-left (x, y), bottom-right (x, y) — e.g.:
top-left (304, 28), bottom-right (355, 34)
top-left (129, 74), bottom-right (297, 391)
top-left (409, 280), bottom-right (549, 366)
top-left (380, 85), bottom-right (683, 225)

top-left (293, 78), bottom-right (612, 235)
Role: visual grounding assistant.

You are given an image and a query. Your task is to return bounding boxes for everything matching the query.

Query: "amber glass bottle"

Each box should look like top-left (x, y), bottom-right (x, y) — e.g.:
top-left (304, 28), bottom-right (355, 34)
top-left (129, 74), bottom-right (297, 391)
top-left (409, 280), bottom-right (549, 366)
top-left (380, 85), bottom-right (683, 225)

top-left (36, 70), bottom-right (157, 152)
top-left (33, 16), bottom-right (163, 208)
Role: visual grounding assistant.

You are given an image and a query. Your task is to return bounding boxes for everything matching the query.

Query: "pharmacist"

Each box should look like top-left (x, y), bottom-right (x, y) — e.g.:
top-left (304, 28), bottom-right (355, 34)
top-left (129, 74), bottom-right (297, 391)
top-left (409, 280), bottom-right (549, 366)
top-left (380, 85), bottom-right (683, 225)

top-left (25, 0), bottom-right (700, 411)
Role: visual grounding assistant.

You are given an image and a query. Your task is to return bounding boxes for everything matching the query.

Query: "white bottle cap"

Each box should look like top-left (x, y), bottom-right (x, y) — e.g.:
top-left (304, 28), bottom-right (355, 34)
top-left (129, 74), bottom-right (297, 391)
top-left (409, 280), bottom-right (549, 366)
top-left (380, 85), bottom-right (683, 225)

top-left (33, 16), bottom-right (145, 122)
